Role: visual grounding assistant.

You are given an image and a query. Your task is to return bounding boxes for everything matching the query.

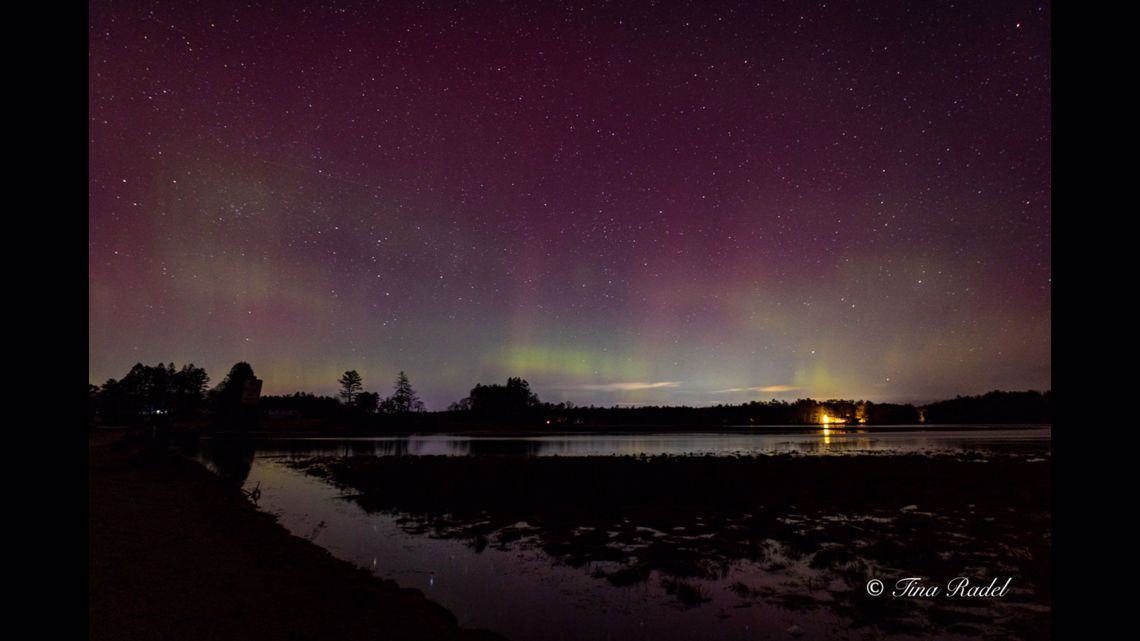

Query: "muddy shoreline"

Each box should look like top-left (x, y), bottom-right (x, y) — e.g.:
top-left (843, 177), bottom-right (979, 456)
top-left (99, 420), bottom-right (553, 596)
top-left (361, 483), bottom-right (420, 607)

top-left (89, 435), bottom-right (504, 641)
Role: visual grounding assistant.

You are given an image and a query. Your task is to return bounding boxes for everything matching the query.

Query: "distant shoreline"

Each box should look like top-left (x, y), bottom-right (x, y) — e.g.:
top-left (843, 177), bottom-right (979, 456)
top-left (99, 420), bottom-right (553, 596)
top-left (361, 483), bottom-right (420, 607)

top-left (187, 423), bottom-right (1051, 439)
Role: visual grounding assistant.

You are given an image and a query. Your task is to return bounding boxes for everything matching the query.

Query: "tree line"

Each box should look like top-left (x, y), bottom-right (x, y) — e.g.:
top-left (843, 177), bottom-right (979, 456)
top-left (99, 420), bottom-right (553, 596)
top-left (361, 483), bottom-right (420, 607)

top-left (89, 362), bottom-right (429, 428)
top-left (89, 361), bottom-right (1052, 428)
top-left (90, 362), bottom-right (211, 424)
top-left (922, 390), bottom-right (1052, 424)
top-left (334, 370), bottom-right (426, 414)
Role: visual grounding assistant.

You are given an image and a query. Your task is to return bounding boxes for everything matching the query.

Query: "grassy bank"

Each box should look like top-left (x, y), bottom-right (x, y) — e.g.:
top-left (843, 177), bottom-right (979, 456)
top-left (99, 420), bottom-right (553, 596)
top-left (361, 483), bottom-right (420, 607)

top-left (89, 434), bottom-right (504, 641)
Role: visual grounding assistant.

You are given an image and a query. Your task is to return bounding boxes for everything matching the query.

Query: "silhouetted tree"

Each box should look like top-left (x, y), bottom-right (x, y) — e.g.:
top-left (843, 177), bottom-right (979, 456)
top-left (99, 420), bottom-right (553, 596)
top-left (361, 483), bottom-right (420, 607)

top-left (448, 397), bottom-right (473, 412)
top-left (259, 392), bottom-right (341, 419)
top-left (92, 362), bottom-right (211, 425)
top-left (355, 391), bottom-right (380, 414)
top-left (378, 396), bottom-right (397, 414)
top-left (89, 384), bottom-right (100, 425)
top-left (171, 363), bottom-right (210, 413)
top-left (922, 390), bottom-right (1051, 423)
top-left (213, 362), bottom-right (255, 403)
top-left (339, 370), bottom-right (363, 405)
top-left (96, 378), bottom-right (124, 423)
top-left (210, 362), bottom-right (258, 429)
top-left (464, 377), bottom-right (540, 422)
top-left (388, 371), bottom-right (425, 413)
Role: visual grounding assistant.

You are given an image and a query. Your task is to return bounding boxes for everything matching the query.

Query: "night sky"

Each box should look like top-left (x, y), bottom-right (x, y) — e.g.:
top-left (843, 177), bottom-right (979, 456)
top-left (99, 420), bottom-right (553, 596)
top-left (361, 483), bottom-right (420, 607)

top-left (89, 0), bottom-right (1051, 409)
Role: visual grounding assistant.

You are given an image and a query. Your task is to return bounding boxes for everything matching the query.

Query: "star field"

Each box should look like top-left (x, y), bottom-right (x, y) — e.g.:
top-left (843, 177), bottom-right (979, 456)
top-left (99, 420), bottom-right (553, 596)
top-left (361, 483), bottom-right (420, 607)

top-left (89, 0), bottom-right (1050, 408)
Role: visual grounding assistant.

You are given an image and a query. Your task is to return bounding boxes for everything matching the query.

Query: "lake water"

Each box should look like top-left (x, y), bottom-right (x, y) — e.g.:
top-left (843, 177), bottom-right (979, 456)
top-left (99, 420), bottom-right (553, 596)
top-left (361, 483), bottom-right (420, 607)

top-left (209, 425), bottom-right (1051, 458)
top-left (193, 426), bottom-right (1051, 641)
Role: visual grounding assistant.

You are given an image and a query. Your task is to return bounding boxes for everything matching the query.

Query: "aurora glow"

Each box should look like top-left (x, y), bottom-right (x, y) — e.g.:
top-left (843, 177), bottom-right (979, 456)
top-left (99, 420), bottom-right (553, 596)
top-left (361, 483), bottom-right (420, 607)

top-left (89, 0), bottom-right (1050, 409)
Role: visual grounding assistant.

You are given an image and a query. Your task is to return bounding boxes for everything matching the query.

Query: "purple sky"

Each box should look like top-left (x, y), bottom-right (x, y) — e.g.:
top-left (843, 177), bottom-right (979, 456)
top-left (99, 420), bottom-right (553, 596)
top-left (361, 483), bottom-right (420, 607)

top-left (89, 0), bottom-right (1051, 408)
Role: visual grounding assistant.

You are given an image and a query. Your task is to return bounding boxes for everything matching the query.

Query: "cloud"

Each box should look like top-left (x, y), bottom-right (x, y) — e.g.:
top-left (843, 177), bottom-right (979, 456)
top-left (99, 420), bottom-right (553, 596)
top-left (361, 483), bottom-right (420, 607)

top-left (713, 385), bottom-right (803, 394)
top-left (570, 381), bottom-right (682, 392)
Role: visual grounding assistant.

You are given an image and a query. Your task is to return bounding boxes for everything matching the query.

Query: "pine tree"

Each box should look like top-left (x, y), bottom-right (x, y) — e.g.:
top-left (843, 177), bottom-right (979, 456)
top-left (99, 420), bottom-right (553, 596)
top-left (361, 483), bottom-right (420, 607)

top-left (338, 370), bottom-right (363, 405)
top-left (389, 371), bottom-right (425, 413)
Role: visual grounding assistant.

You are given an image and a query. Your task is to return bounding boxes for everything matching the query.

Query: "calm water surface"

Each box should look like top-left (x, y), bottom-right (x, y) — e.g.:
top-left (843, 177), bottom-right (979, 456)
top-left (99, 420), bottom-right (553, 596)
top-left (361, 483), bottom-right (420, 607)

top-left (194, 426), bottom-right (1051, 641)
top-left (218, 425), bottom-right (1051, 458)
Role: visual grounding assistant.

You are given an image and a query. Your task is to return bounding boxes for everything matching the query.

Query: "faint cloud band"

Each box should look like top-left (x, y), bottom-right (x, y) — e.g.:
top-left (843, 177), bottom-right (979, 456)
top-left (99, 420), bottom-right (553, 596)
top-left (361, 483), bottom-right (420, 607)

top-left (568, 381), bottom-right (682, 392)
top-left (713, 385), bottom-right (803, 394)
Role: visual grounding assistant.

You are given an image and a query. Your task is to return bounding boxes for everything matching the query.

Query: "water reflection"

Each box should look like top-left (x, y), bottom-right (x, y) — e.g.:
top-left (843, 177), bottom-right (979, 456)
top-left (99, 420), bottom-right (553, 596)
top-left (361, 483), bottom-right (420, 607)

top-left (205, 426), bottom-right (1051, 460)
top-left (190, 429), bottom-right (1051, 641)
top-left (224, 452), bottom-right (1050, 641)
top-left (195, 436), bottom-right (255, 488)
